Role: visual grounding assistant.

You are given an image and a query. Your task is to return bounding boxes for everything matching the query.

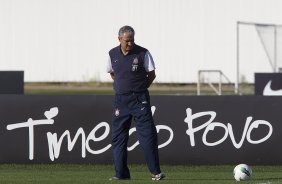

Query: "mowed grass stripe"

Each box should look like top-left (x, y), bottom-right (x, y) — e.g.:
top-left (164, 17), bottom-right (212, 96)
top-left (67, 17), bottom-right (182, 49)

top-left (0, 164), bottom-right (282, 184)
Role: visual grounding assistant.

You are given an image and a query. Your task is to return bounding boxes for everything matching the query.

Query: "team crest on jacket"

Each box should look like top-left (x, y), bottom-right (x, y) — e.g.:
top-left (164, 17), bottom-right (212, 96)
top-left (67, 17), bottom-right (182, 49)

top-left (115, 109), bottom-right (120, 116)
top-left (132, 57), bottom-right (139, 71)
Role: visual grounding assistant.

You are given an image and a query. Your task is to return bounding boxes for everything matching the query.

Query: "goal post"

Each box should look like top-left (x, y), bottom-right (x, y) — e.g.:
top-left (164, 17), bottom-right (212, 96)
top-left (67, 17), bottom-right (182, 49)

top-left (197, 70), bottom-right (233, 95)
top-left (236, 21), bottom-right (282, 94)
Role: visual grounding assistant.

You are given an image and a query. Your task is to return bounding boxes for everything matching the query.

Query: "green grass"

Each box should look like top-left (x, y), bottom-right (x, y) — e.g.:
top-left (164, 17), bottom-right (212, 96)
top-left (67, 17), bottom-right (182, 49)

top-left (23, 82), bottom-right (255, 95)
top-left (0, 164), bottom-right (282, 184)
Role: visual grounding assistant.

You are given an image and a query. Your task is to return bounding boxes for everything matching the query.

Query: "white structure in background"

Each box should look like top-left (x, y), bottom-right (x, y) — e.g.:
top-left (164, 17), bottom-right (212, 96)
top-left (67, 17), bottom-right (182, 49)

top-left (236, 21), bottom-right (282, 94)
top-left (1, 0), bottom-right (282, 83)
top-left (197, 70), bottom-right (233, 95)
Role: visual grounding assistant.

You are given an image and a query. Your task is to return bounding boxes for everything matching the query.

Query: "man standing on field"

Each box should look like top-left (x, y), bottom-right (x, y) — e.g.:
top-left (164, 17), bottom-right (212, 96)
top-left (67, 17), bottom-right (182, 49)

top-left (106, 25), bottom-right (165, 181)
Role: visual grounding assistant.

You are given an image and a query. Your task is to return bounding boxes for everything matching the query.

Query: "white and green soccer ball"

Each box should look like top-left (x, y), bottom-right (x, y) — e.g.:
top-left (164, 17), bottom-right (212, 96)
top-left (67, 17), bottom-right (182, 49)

top-left (233, 164), bottom-right (252, 181)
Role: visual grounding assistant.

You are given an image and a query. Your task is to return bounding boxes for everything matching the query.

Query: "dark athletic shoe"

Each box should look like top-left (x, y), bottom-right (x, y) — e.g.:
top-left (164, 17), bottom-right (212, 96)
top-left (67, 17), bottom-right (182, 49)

top-left (151, 173), bottom-right (165, 180)
top-left (109, 176), bottom-right (130, 180)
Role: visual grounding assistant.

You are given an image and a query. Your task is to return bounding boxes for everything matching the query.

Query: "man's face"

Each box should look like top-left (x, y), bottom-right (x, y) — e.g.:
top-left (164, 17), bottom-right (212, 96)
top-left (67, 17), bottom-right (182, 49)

top-left (119, 32), bottom-right (135, 53)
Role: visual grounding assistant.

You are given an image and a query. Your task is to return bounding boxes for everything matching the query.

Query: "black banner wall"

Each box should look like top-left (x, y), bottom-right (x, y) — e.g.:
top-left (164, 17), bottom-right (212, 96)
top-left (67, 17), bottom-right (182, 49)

top-left (255, 73), bottom-right (282, 95)
top-left (0, 71), bottom-right (24, 94)
top-left (0, 95), bottom-right (281, 165)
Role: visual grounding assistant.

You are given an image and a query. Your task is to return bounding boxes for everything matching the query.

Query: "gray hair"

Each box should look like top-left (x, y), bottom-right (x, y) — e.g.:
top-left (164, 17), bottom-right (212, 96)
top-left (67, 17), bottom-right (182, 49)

top-left (118, 25), bottom-right (135, 37)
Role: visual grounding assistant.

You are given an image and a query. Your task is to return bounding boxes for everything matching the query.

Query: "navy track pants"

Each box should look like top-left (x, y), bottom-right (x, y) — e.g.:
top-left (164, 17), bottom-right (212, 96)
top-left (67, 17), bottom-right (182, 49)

top-left (111, 90), bottom-right (161, 178)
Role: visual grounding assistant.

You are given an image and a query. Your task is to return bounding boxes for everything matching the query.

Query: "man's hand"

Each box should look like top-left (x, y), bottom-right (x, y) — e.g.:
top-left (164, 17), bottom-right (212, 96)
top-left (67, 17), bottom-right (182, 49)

top-left (110, 73), bottom-right (115, 80)
top-left (147, 70), bottom-right (156, 87)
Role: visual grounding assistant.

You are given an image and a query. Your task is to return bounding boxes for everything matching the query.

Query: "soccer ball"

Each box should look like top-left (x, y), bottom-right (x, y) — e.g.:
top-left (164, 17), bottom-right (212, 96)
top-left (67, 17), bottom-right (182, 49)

top-left (233, 164), bottom-right (252, 181)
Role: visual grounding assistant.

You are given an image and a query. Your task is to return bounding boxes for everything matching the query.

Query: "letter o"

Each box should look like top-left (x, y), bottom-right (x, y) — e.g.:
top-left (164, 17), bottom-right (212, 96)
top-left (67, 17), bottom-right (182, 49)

top-left (156, 125), bottom-right (174, 149)
top-left (202, 122), bottom-right (228, 146)
top-left (127, 127), bottom-right (139, 151)
top-left (247, 120), bottom-right (273, 144)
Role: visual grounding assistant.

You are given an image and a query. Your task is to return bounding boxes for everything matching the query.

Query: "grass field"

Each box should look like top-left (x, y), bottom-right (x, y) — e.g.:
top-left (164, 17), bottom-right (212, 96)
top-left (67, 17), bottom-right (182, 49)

top-left (0, 164), bottom-right (282, 184)
top-left (24, 82), bottom-right (254, 95)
